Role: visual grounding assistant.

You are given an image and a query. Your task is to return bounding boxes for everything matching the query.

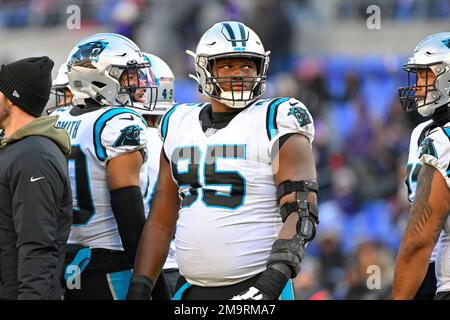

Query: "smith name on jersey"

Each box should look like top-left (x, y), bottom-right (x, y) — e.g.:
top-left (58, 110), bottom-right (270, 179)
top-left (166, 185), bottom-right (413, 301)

top-left (159, 97), bottom-right (314, 286)
top-left (416, 122), bottom-right (450, 294)
top-left (52, 106), bottom-right (148, 251)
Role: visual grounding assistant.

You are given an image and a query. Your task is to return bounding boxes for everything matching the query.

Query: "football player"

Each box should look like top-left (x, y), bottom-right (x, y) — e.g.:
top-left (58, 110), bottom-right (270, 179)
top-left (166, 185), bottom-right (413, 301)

top-left (405, 118), bottom-right (442, 300)
top-left (393, 32), bottom-right (450, 300)
top-left (128, 21), bottom-right (318, 300)
top-left (51, 33), bottom-right (158, 300)
top-left (139, 52), bottom-right (180, 295)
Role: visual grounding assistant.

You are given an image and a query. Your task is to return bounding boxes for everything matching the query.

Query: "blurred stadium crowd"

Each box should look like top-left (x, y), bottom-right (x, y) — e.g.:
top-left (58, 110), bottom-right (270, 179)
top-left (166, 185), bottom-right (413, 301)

top-left (1, 0), bottom-right (450, 299)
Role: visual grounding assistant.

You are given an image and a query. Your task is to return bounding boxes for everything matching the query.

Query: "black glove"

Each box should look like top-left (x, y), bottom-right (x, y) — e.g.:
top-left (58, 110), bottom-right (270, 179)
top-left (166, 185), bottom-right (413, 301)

top-left (126, 274), bottom-right (154, 300)
top-left (231, 268), bottom-right (289, 300)
top-left (266, 238), bottom-right (306, 278)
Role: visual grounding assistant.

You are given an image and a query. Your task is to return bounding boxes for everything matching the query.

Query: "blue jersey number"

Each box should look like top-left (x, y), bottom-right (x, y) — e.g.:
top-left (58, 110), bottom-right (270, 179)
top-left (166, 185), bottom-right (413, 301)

top-left (171, 144), bottom-right (246, 209)
top-left (68, 145), bottom-right (96, 225)
top-left (405, 162), bottom-right (422, 201)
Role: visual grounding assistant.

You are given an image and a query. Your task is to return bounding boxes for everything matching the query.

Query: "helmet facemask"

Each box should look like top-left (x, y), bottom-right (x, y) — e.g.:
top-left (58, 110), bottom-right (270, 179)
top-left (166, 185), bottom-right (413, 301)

top-left (47, 61), bottom-right (72, 114)
top-left (196, 52), bottom-right (269, 109)
top-left (46, 85), bottom-right (73, 115)
top-left (109, 61), bottom-right (158, 112)
top-left (398, 63), bottom-right (447, 116)
top-left (53, 85), bottom-right (72, 106)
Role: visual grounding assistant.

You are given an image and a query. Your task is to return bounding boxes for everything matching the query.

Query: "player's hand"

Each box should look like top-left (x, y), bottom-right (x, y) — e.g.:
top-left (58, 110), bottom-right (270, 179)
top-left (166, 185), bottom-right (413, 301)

top-left (231, 287), bottom-right (271, 300)
top-left (126, 274), bottom-right (154, 300)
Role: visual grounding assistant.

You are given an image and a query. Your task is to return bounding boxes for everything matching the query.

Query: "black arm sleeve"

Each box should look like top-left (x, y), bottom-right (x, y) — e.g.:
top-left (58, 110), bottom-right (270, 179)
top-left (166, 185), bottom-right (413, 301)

top-left (11, 152), bottom-right (66, 300)
top-left (110, 186), bottom-right (146, 266)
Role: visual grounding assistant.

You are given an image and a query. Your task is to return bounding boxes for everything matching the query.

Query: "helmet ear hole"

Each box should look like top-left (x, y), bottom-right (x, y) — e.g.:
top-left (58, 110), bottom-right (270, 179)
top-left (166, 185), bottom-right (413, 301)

top-left (91, 81), bottom-right (107, 89)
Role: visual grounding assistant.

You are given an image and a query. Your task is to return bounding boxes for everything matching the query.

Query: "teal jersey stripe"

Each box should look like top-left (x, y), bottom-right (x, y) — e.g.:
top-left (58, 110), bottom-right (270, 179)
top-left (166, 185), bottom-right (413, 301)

top-left (161, 104), bottom-right (181, 140)
top-left (93, 108), bottom-right (145, 161)
top-left (107, 269), bottom-right (132, 300)
top-left (172, 282), bottom-right (192, 300)
top-left (266, 97), bottom-right (290, 140)
top-left (443, 127), bottom-right (450, 139)
top-left (280, 279), bottom-right (295, 300)
top-left (64, 247), bottom-right (92, 281)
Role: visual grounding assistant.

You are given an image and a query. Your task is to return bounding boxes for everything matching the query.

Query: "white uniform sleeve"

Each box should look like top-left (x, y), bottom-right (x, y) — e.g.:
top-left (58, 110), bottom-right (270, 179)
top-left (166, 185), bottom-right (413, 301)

top-left (268, 97), bottom-right (315, 154)
top-left (419, 127), bottom-right (450, 189)
top-left (97, 111), bottom-right (148, 163)
top-left (158, 104), bottom-right (182, 160)
top-left (405, 124), bottom-right (423, 202)
top-left (407, 126), bottom-right (420, 165)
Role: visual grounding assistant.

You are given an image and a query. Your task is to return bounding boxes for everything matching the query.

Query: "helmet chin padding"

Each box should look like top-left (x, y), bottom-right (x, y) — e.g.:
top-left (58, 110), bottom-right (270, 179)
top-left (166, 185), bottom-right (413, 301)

top-left (418, 103), bottom-right (437, 116)
top-left (417, 90), bottom-right (442, 116)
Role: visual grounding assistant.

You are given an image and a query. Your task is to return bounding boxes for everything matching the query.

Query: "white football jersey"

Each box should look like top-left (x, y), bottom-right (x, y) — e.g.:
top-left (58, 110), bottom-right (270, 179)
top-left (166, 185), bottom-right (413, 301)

top-left (406, 120), bottom-right (433, 203)
top-left (405, 120), bottom-right (442, 263)
top-left (159, 97), bottom-right (314, 286)
top-left (140, 127), bottom-right (178, 270)
top-left (416, 121), bottom-right (450, 293)
top-left (52, 106), bottom-right (148, 251)
top-left (141, 128), bottom-right (161, 213)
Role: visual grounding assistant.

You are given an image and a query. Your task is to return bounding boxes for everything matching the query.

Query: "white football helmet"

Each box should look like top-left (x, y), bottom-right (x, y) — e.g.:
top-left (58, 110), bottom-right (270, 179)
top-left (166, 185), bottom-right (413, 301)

top-left (141, 52), bottom-right (175, 116)
top-left (399, 32), bottom-right (450, 117)
top-left (53, 61), bottom-right (70, 93)
top-left (67, 33), bottom-right (157, 112)
top-left (53, 61), bottom-right (71, 103)
top-left (187, 21), bottom-right (270, 108)
top-left (44, 61), bottom-right (72, 115)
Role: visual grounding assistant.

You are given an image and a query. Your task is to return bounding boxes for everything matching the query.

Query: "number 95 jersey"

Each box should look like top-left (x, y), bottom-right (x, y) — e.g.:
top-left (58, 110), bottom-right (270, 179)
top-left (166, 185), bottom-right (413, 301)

top-left (52, 106), bottom-right (148, 251)
top-left (159, 97), bottom-right (314, 286)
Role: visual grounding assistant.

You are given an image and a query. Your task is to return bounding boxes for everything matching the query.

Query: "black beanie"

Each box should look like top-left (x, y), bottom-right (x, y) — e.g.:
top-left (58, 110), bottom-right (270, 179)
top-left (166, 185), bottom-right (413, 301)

top-left (0, 56), bottom-right (54, 117)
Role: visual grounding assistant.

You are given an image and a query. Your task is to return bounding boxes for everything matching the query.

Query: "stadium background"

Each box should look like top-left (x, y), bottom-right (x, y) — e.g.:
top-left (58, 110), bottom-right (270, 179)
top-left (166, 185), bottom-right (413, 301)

top-left (1, 0), bottom-right (449, 299)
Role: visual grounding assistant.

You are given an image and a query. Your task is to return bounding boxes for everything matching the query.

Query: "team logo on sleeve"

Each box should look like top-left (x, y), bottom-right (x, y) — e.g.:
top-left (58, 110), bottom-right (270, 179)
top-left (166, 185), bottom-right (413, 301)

top-left (288, 106), bottom-right (311, 127)
top-left (113, 125), bottom-right (143, 147)
top-left (419, 137), bottom-right (438, 158)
